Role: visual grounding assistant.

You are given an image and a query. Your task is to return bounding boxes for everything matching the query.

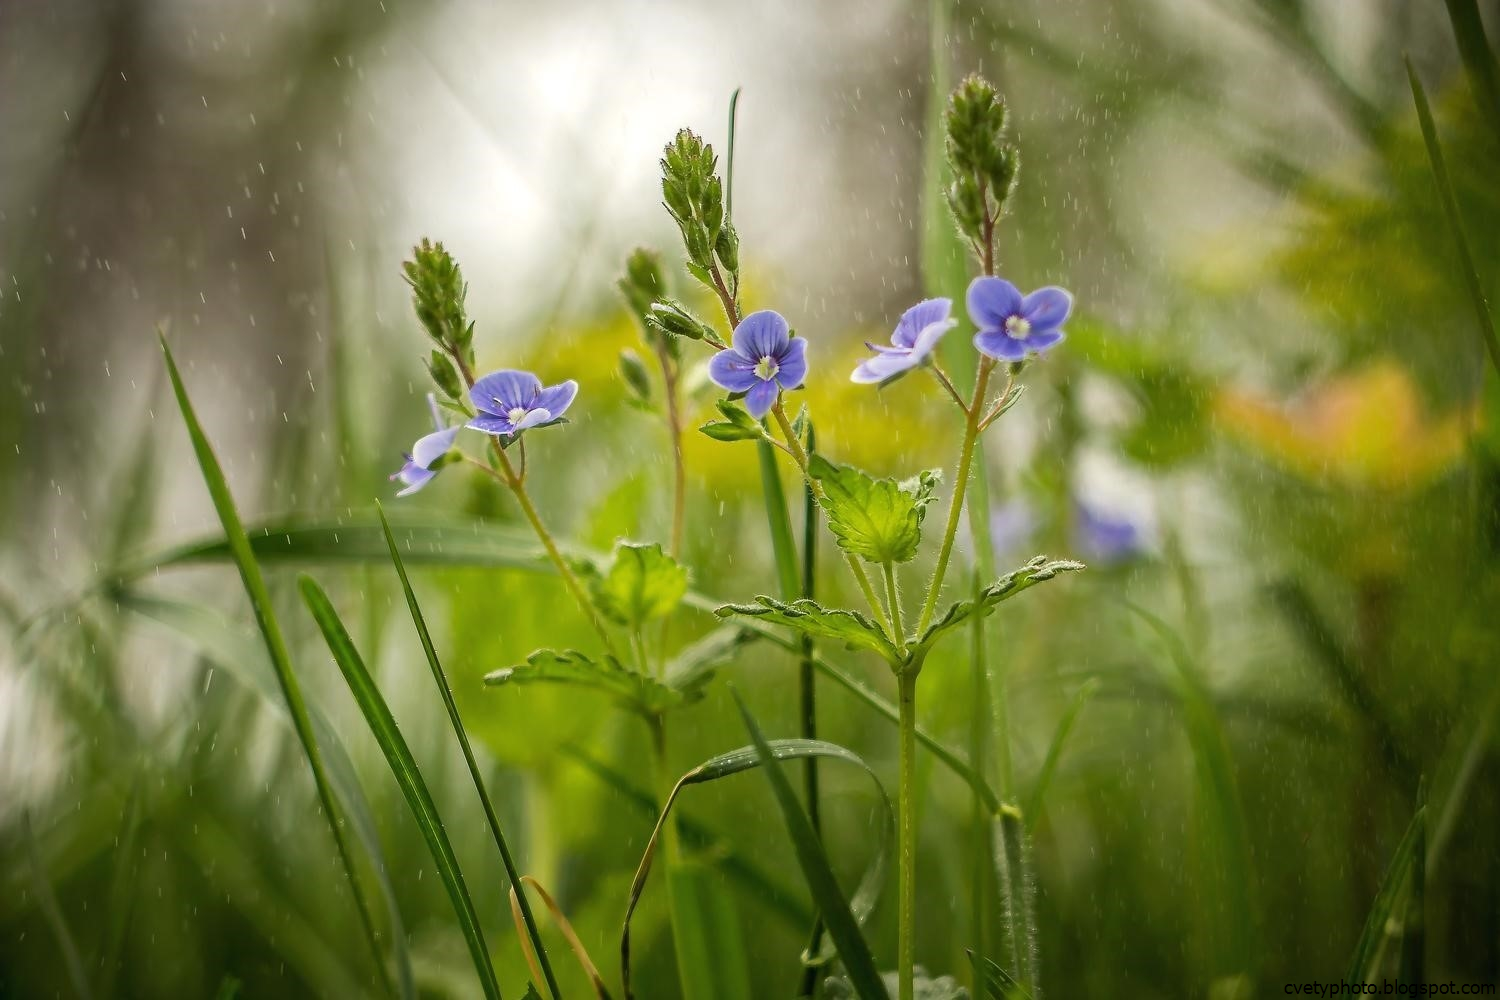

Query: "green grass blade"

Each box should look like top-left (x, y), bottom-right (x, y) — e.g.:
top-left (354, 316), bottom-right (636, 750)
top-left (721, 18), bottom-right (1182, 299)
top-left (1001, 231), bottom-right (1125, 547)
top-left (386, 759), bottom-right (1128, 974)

top-left (22, 813), bottom-right (94, 1000)
top-left (1406, 55), bottom-right (1500, 378)
top-left (98, 775), bottom-right (145, 1000)
top-left (1023, 679), bottom-right (1100, 833)
top-left (299, 575), bottom-right (503, 1000)
top-left (376, 503), bottom-right (560, 1000)
top-left (1441, 0), bottom-right (1500, 141)
top-left (729, 691), bottom-right (886, 1000)
top-left (1346, 804), bottom-right (1426, 985)
top-left (158, 335), bottom-right (400, 998)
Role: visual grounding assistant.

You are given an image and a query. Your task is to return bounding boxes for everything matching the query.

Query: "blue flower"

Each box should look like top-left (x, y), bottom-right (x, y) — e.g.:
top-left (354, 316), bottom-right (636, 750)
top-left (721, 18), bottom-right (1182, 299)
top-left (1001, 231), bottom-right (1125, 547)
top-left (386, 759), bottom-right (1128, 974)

top-left (391, 394), bottom-right (461, 497)
top-left (708, 310), bottom-right (808, 419)
top-left (467, 369), bottom-right (578, 438)
top-left (850, 297), bottom-right (957, 384)
top-left (967, 276), bottom-right (1072, 362)
top-left (1074, 500), bottom-right (1143, 564)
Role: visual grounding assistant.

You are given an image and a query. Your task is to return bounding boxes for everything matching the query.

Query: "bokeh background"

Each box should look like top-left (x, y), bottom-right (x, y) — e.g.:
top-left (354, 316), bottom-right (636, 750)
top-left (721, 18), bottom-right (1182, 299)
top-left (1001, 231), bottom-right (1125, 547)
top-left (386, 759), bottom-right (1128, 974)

top-left (4, 0), bottom-right (1499, 996)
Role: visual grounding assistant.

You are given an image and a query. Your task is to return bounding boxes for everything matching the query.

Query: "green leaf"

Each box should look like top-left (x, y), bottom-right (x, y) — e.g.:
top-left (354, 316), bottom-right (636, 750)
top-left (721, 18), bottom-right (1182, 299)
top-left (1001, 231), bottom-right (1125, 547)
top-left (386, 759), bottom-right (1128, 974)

top-left (159, 336), bottom-right (403, 999)
top-left (715, 595), bottom-right (900, 663)
top-left (914, 556), bottom-right (1084, 656)
top-left (621, 733), bottom-right (892, 1000)
top-left (588, 541), bottom-right (688, 628)
top-left (1023, 678), bottom-right (1100, 833)
top-left (663, 624), bottom-right (757, 693)
top-left (810, 454), bottom-right (940, 564)
top-left (967, 951), bottom-right (1032, 999)
top-left (728, 692), bottom-right (887, 1000)
top-left (299, 575), bottom-right (503, 1000)
top-left (21, 814), bottom-right (93, 1000)
top-left (1346, 803), bottom-right (1426, 985)
top-left (377, 504), bottom-right (560, 1000)
top-left (484, 648), bottom-right (692, 715)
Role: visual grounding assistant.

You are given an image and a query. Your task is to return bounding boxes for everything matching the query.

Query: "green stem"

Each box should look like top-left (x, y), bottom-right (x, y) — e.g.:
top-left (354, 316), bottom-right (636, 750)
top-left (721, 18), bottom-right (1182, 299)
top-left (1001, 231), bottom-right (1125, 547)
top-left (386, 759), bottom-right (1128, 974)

top-left (769, 401), bottom-right (895, 640)
top-left (883, 562), bottom-right (906, 655)
top-left (916, 360), bottom-right (994, 635)
top-left (897, 669), bottom-right (919, 1000)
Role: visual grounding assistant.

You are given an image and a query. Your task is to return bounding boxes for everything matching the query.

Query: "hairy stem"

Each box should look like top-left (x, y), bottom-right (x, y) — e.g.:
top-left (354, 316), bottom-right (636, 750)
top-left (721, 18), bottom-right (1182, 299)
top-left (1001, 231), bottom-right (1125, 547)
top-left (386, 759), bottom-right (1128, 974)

top-left (916, 360), bottom-right (994, 635)
top-left (884, 562), bottom-right (906, 656)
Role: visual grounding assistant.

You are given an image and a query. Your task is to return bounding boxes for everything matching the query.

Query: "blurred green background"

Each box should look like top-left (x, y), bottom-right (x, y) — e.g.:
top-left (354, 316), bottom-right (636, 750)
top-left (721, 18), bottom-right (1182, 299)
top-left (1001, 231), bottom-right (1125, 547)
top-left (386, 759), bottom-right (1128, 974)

top-left (3, 0), bottom-right (1499, 996)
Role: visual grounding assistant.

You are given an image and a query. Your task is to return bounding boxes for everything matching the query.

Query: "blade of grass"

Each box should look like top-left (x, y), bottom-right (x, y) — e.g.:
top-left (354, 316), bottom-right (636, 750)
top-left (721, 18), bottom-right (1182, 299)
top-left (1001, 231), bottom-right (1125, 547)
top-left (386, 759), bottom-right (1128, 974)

top-left (795, 422), bottom-right (826, 999)
top-left (621, 733), bottom-right (893, 1000)
top-left (1441, 0), bottom-right (1500, 142)
top-left (377, 503), bottom-right (560, 1000)
top-left (98, 774), bottom-right (145, 1000)
top-left (22, 813), bottom-right (95, 1000)
top-left (159, 334), bottom-right (401, 998)
top-left (728, 691), bottom-right (887, 1000)
top-left (1406, 55), bottom-right (1500, 378)
top-left (299, 575), bottom-right (503, 1000)
top-left (1346, 802), bottom-right (1426, 985)
top-left (1022, 678), bottom-right (1101, 833)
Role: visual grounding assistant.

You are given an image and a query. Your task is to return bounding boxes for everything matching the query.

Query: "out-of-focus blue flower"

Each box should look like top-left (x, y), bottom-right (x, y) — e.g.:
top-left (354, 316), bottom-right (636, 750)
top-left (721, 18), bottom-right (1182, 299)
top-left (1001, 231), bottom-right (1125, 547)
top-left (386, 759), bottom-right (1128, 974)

top-left (467, 369), bottom-right (578, 437)
top-left (708, 310), bottom-right (808, 419)
top-left (1074, 500), bottom-right (1143, 564)
top-left (967, 276), bottom-right (1072, 362)
top-left (850, 297), bottom-right (956, 384)
top-left (391, 394), bottom-right (461, 497)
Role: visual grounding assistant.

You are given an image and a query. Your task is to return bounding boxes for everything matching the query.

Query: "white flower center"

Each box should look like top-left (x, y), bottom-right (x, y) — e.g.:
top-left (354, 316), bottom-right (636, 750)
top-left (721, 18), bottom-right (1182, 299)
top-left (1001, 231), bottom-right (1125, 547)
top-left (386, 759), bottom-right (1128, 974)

top-left (507, 406), bottom-right (528, 424)
top-left (754, 355), bottom-right (780, 380)
top-left (1005, 315), bottom-right (1031, 339)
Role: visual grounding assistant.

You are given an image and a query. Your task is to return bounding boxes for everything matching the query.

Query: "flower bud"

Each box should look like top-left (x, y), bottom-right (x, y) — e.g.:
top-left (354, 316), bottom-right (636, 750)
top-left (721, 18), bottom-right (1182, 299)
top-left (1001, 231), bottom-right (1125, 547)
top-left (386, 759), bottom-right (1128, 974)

top-left (647, 298), bottom-right (715, 342)
top-left (402, 238), bottom-right (469, 352)
top-left (426, 349), bottom-right (464, 401)
top-left (618, 348), bottom-right (653, 404)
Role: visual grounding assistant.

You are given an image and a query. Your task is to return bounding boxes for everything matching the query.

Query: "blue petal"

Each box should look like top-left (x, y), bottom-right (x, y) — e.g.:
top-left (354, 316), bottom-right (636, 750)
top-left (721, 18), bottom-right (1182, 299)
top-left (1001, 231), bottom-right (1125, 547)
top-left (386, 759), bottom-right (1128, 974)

top-left (709, 348), bottom-right (762, 392)
top-left (775, 337), bottom-right (808, 389)
top-left (973, 329), bottom-right (1028, 362)
top-left (512, 407), bottom-right (552, 432)
top-left (851, 350), bottom-right (917, 384)
top-left (471, 370), bottom-right (541, 416)
top-left (1020, 287), bottom-right (1072, 333)
top-left (966, 277), bottom-right (1023, 331)
top-left (1021, 329), bottom-right (1065, 355)
top-left (908, 317), bottom-right (956, 360)
top-left (393, 465), bottom-right (437, 497)
top-left (410, 426), bottom-right (461, 468)
top-left (467, 413), bottom-right (517, 436)
top-left (892, 297), bottom-right (952, 349)
top-left (732, 310), bottom-right (791, 360)
top-left (533, 379), bottom-right (578, 419)
top-left (744, 378), bottom-right (779, 418)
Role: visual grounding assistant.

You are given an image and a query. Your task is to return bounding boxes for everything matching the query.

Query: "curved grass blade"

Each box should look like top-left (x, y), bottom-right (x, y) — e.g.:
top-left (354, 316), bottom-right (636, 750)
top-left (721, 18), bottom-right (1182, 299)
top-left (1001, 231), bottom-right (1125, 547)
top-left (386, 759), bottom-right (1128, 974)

top-left (1346, 803), bottom-right (1426, 985)
top-left (621, 732), bottom-right (892, 1000)
top-left (159, 336), bottom-right (400, 998)
top-left (728, 690), bottom-right (886, 1000)
top-left (1406, 55), bottom-right (1500, 378)
top-left (377, 503), bottom-right (560, 1000)
top-left (513, 876), bottom-right (612, 1000)
top-left (1441, 0), bottom-right (1500, 142)
top-left (1023, 678), bottom-right (1101, 833)
top-left (299, 575), bottom-right (503, 1000)
top-left (22, 813), bottom-right (94, 1000)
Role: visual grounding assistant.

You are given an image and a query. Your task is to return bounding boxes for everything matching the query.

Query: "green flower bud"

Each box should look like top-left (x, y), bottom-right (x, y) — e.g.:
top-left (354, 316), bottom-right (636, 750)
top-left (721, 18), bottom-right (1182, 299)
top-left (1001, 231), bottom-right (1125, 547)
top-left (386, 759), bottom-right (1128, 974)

top-left (402, 238), bottom-right (469, 352)
top-left (617, 248), bottom-right (666, 326)
top-left (426, 349), bottom-right (464, 401)
top-left (714, 223), bottom-right (740, 276)
top-left (647, 298), bottom-right (715, 343)
top-left (618, 348), bottom-right (653, 403)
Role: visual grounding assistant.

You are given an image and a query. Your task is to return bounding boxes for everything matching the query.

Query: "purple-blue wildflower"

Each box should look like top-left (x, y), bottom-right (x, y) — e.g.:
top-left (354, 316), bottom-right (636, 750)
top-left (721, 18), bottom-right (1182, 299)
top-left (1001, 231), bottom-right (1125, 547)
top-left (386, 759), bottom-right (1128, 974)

top-left (967, 276), bottom-right (1072, 362)
top-left (467, 369), bottom-right (578, 438)
top-left (708, 310), bottom-right (808, 419)
top-left (391, 394), bottom-right (461, 497)
top-left (1074, 500), bottom-right (1143, 564)
top-left (850, 297), bottom-right (957, 384)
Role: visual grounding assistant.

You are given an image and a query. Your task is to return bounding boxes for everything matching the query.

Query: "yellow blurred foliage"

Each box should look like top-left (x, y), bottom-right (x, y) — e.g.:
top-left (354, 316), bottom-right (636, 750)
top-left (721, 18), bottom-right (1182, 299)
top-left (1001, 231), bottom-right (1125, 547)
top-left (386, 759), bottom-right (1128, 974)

top-left (1214, 358), bottom-right (1474, 492)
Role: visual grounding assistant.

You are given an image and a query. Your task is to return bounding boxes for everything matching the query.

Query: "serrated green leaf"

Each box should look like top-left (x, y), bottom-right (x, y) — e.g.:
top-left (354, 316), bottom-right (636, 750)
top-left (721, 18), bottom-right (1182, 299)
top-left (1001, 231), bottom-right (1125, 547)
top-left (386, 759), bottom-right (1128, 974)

top-left (483, 648), bottom-right (691, 715)
top-left (588, 541), bottom-right (688, 628)
top-left (810, 454), bottom-right (939, 564)
top-left (715, 596), bottom-right (899, 663)
top-left (913, 556), bottom-right (1085, 656)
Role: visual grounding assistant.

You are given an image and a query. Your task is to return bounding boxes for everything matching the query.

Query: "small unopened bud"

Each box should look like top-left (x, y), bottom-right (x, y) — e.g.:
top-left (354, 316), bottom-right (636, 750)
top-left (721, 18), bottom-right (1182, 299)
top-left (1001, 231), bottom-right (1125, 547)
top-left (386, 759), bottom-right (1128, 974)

top-left (426, 349), bottom-right (464, 401)
top-left (618, 348), bottom-right (653, 403)
top-left (647, 298), bottom-right (715, 342)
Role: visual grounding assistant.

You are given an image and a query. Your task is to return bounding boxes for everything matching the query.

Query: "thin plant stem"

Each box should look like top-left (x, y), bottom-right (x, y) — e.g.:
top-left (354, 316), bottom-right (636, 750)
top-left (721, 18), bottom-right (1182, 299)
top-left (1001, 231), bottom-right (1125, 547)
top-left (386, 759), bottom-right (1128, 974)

top-left (916, 359), bottom-right (995, 635)
top-left (653, 342), bottom-right (687, 557)
top-left (769, 401), bottom-right (894, 640)
top-left (796, 424), bottom-right (825, 999)
top-left (883, 562), bottom-right (906, 654)
top-left (896, 670), bottom-right (920, 1000)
